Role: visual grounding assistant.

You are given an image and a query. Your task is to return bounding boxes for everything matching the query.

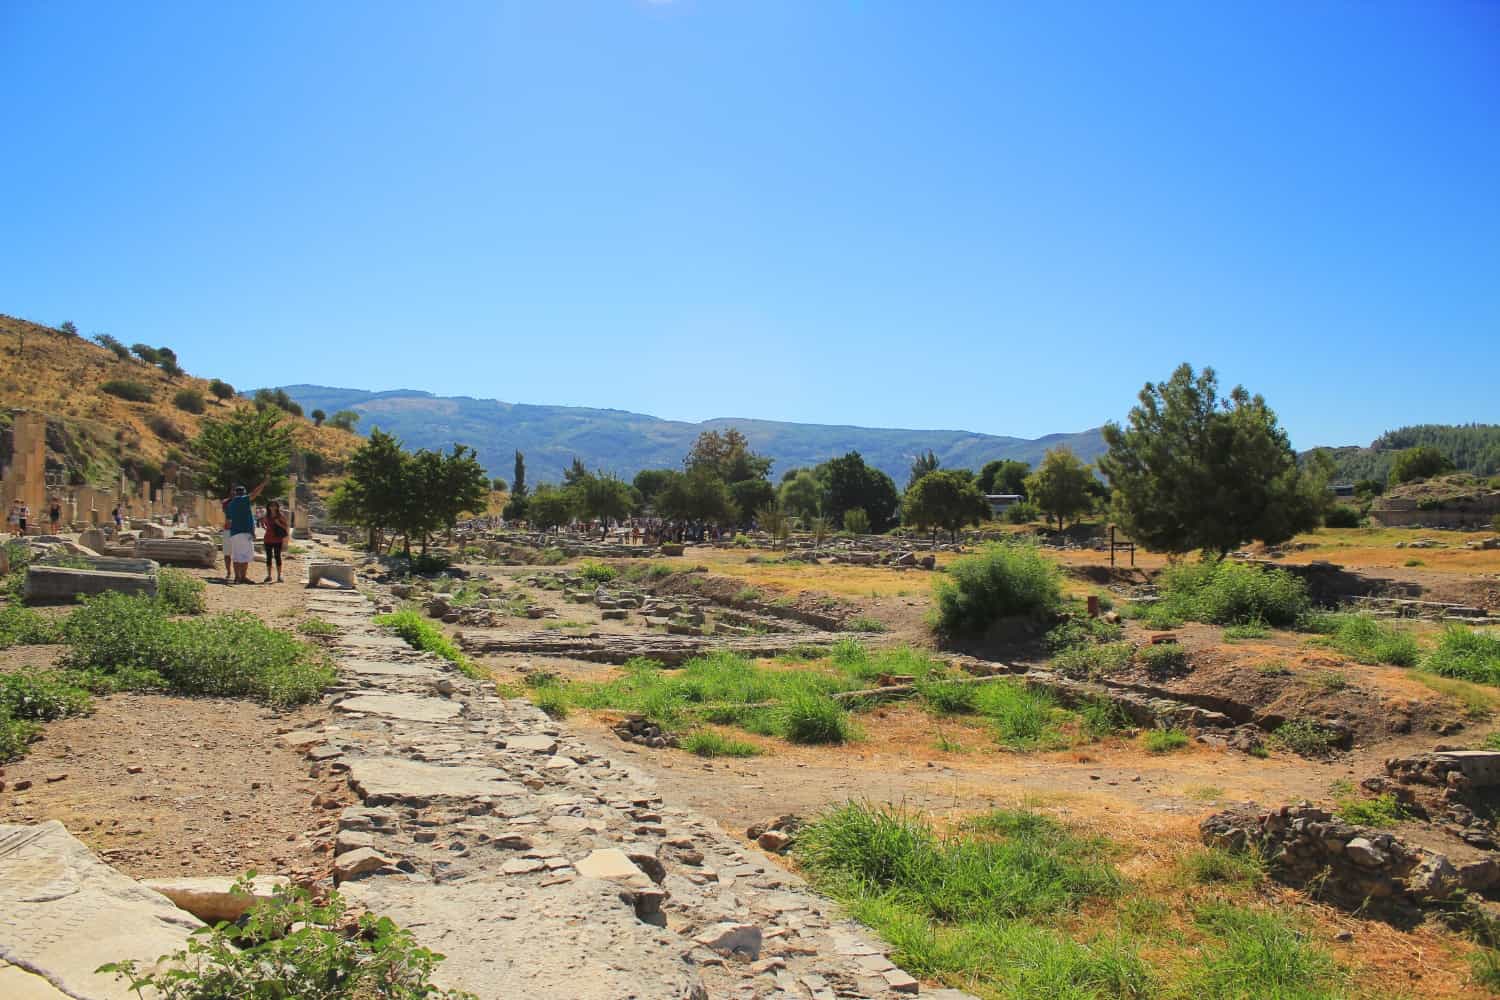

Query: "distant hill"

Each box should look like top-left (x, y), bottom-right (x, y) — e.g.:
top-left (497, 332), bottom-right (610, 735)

top-left (1310, 424), bottom-right (1500, 484)
top-left (279, 384), bottom-right (1108, 484)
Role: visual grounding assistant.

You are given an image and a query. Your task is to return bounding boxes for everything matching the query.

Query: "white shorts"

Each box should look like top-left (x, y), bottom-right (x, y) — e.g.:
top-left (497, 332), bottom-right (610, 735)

top-left (229, 533), bottom-right (255, 564)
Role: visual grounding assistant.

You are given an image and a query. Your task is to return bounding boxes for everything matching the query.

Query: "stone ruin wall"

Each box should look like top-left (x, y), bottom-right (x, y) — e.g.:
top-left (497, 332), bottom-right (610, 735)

top-left (1368, 493), bottom-right (1500, 528)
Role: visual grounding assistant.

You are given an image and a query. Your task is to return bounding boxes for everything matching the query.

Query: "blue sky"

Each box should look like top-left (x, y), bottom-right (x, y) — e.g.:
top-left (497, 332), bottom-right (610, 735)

top-left (2, 1), bottom-right (1496, 449)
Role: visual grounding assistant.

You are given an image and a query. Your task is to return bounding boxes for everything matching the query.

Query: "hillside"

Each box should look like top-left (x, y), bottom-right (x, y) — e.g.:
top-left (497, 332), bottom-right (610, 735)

top-left (1312, 424), bottom-right (1500, 483)
top-left (280, 384), bottom-right (1107, 484)
top-left (0, 314), bottom-right (359, 488)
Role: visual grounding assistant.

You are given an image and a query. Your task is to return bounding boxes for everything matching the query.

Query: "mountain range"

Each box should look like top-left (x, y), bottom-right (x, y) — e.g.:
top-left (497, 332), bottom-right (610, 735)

top-left (279, 385), bottom-right (1108, 486)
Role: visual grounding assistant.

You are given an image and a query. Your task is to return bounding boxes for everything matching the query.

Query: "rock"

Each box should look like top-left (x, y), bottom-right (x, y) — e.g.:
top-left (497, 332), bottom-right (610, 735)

top-left (756, 830), bottom-right (792, 853)
top-left (346, 757), bottom-right (527, 805)
top-left (504, 734), bottom-right (559, 754)
top-left (334, 694), bottom-right (463, 724)
top-left (0, 821), bottom-right (202, 999)
top-left (307, 560), bottom-right (356, 589)
top-left (23, 563), bottom-right (157, 602)
top-left (334, 846), bottom-right (391, 880)
top-left (692, 922), bottom-right (762, 959)
top-left (575, 848), bottom-right (651, 886)
top-left (426, 597), bottom-right (452, 619)
top-left (143, 874), bottom-right (288, 924)
top-left (133, 538), bottom-right (216, 568)
top-left (1405, 855), bottom-right (1457, 899)
top-left (1343, 837), bottom-right (1388, 868)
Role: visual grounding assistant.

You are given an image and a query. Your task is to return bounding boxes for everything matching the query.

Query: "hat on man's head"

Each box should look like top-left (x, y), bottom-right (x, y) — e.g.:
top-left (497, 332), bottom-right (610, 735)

top-left (233, 485), bottom-right (247, 496)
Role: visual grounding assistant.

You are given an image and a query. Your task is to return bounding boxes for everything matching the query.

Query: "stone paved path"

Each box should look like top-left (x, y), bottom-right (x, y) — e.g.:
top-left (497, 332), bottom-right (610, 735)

top-left (296, 584), bottom-right (971, 999)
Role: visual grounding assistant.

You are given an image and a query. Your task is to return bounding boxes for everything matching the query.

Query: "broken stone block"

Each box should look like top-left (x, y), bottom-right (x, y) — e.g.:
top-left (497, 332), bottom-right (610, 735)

top-left (23, 563), bottom-right (157, 603)
top-left (334, 846), bottom-right (391, 880)
top-left (142, 874), bottom-right (289, 924)
top-left (692, 922), bottom-right (762, 959)
top-left (133, 538), bottom-right (216, 567)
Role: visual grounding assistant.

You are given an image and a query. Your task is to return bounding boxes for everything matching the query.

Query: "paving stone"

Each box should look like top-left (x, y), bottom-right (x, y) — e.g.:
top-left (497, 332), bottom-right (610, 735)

top-left (335, 694), bottom-right (463, 724)
top-left (347, 757), bottom-right (527, 804)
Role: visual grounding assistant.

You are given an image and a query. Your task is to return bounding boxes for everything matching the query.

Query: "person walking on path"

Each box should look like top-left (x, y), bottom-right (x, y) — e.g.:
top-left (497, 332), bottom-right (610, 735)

top-left (111, 504), bottom-right (123, 532)
top-left (7, 500), bottom-right (26, 536)
top-left (48, 497), bottom-right (62, 533)
top-left (221, 480), bottom-right (267, 584)
top-left (260, 500), bottom-right (290, 583)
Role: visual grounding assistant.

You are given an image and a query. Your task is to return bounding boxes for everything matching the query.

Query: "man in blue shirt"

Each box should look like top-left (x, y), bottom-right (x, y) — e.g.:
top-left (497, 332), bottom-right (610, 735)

top-left (221, 479), bottom-right (268, 584)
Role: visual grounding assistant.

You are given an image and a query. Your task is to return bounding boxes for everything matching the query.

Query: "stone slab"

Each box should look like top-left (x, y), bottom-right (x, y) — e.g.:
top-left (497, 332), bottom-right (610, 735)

top-left (0, 821), bottom-right (201, 1000)
top-left (347, 757), bottom-right (527, 804)
top-left (0, 961), bottom-right (72, 1000)
top-left (343, 660), bottom-right (443, 679)
top-left (335, 694), bottom-right (462, 723)
top-left (142, 875), bottom-right (288, 924)
top-left (23, 565), bottom-right (157, 603)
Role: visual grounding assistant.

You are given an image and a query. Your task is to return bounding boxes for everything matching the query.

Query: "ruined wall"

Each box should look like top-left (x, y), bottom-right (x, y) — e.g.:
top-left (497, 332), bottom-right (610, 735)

top-left (1369, 493), bottom-right (1500, 528)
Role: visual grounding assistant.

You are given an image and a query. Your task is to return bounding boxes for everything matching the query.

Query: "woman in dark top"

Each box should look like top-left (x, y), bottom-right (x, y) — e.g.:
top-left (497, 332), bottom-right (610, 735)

top-left (260, 500), bottom-right (290, 583)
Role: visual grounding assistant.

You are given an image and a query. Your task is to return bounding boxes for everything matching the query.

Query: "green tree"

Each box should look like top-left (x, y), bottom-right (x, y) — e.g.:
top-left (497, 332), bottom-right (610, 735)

top-left (58, 321), bottom-right (78, 337)
top-left (656, 467), bottom-right (737, 525)
top-left (311, 409), bottom-right (326, 426)
top-left (491, 477), bottom-right (507, 492)
top-left (527, 484), bottom-right (575, 532)
top-left (633, 468), bottom-right (674, 507)
top-left (192, 406), bottom-right (294, 499)
top-left (902, 470), bottom-right (988, 543)
top-left (1388, 445), bottom-right (1455, 485)
top-left (824, 451), bottom-right (900, 532)
top-left (208, 378), bottom-right (235, 401)
top-left (328, 428), bottom-right (408, 550)
top-left (842, 508), bottom-right (871, 535)
top-left (403, 444), bottom-right (488, 554)
top-left (1024, 447), bottom-right (1094, 531)
top-left (1099, 364), bottom-right (1325, 556)
top-left (573, 470), bottom-right (636, 528)
top-left (328, 410), bottom-right (361, 432)
top-left (131, 344), bottom-right (160, 364)
top-left (978, 459), bottom-right (1030, 497)
top-left (728, 478), bottom-right (776, 526)
top-left (685, 428), bottom-right (772, 482)
top-left (94, 333), bottom-right (131, 360)
top-left (757, 503), bottom-right (791, 548)
top-left (778, 470), bottom-right (824, 522)
top-left (907, 449), bottom-right (939, 491)
top-left (503, 450), bottom-right (529, 520)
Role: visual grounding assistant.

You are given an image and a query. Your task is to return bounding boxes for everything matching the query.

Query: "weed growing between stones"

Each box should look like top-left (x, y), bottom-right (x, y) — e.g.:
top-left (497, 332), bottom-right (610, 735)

top-left (1303, 612), bottom-right (1420, 666)
top-left (1329, 780), bottom-right (1410, 827)
top-left (1268, 719), bottom-right (1342, 758)
top-left (1141, 727), bottom-right (1190, 753)
top-left (99, 876), bottom-right (477, 1000)
top-left (297, 616), bottom-right (339, 636)
top-left (373, 608), bottom-right (484, 679)
top-left (578, 560), bottom-right (617, 584)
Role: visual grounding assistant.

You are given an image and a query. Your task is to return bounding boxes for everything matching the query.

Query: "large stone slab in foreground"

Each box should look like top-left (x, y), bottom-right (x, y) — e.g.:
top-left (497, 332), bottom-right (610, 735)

top-left (336, 694), bottom-right (462, 723)
top-left (0, 821), bottom-right (201, 1000)
top-left (347, 757), bottom-right (527, 804)
top-left (23, 565), bottom-right (157, 603)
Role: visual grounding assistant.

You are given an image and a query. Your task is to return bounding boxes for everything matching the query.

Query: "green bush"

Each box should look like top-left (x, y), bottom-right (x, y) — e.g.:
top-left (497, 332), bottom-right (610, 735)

top-left (0, 668), bottom-right (93, 722)
top-left (1052, 642), bottom-right (1133, 680)
top-left (0, 715), bottom-right (40, 761)
top-left (681, 729), bottom-right (759, 758)
top-left (842, 508), bottom-right (871, 535)
top-left (1322, 504), bottom-right (1362, 528)
top-left (578, 560), bottom-right (617, 584)
top-left (172, 388), bottom-right (205, 414)
top-left (1423, 625), bottom-right (1500, 686)
top-left (1047, 616), bottom-right (1125, 650)
top-left (0, 604), bottom-right (63, 647)
top-left (1332, 788), bottom-right (1407, 827)
top-left (1141, 727), bottom-right (1190, 753)
top-left (1268, 719), bottom-right (1342, 757)
top-left (931, 543), bottom-right (1062, 637)
top-left (1154, 559), bottom-right (1309, 627)
top-left (374, 608), bottom-right (484, 679)
top-left (63, 594), bottom-right (332, 707)
top-left (1308, 613), bottom-right (1419, 666)
top-left (99, 379), bottom-right (154, 402)
top-left (99, 877), bottom-right (475, 1000)
top-left (157, 568), bottom-right (206, 615)
top-left (1005, 500), bottom-right (1041, 524)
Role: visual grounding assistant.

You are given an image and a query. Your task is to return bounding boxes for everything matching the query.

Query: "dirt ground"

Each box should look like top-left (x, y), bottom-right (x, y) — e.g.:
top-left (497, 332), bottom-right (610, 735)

top-left (0, 550), bottom-right (346, 882)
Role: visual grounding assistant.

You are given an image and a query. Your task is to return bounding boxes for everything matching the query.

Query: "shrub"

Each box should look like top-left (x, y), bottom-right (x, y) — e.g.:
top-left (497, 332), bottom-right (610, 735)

top-left (94, 333), bottom-right (131, 360)
top-left (1423, 626), bottom-right (1500, 686)
top-left (1332, 788), bottom-right (1407, 827)
top-left (0, 714), bottom-right (40, 762)
top-left (99, 878), bottom-right (476, 1000)
top-left (844, 615), bottom-right (887, 633)
top-left (1322, 504), bottom-right (1362, 528)
top-left (172, 388), bottom-right (205, 414)
top-left (780, 691), bottom-right (854, 744)
top-left (100, 379), bottom-right (154, 402)
top-left (373, 609), bottom-right (483, 679)
top-left (1047, 616), bottom-right (1124, 651)
top-left (843, 508), bottom-right (871, 534)
top-left (681, 730), bottom-right (759, 758)
top-left (208, 378), bottom-right (235, 401)
top-left (0, 668), bottom-right (93, 722)
top-left (1079, 697), bottom-right (1130, 738)
top-left (62, 592), bottom-right (174, 674)
top-left (1141, 727), bottom-right (1190, 753)
top-left (1311, 613), bottom-right (1420, 666)
top-left (1005, 500), bottom-right (1041, 524)
top-left (297, 617), bottom-right (339, 636)
top-left (0, 604), bottom-right (63, 647)
top-left (1155, 559), bottom-right (1309, 627)
top-left (1052, 642), bottom-right (1133, 680)
top-left (1268, 719), bottom-right (1342, 757)
top-left (930, 543), bottom-right (1062, 637)
top-left (578, 560), bottom-right (616, 584)
top-left (157, 568), bottom-right (206, 615)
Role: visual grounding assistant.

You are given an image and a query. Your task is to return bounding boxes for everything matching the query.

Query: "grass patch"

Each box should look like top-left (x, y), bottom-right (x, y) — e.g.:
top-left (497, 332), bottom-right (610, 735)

top-left (976, 681), bottom-right (1067, 750)
top-left (1330, 781), bottom-right (1409, 827)
top-left (372, 608), bottom-right (484, 679)
top-left (1181, 846), bottom-right (1264, 886)
top-left (296, 617), bottom-right (339, 636)
top-left (844, 615), bottom-right (888, 633)
top-left (0, 603), bottom-right (64, 647)
top-left (917, 677), bottom-right (981, 715)
top-left (1256, 660), bottom-right (1293, 677)
top-left (1223, 620), bottom-right (1272, 641)
top-left (1139, 642), bottom-right (1188, 678)
top-left (1306, 670), bottom-right (1350, 693)
top-left (780, 690), bottom-right (856, 744)
top-left (1422, 625), bottom-right (1500, 686)
top-left (1305, 612), bottom-right (1420, 667)
top-left (930, 543), bottom-right (1062, 637)
top-left (1187, 902), bottom-right (1345, 1000)
top-left (1052, 641), bottom-right (1133, 680)
top-left (1141, 727), bottom-right (1190, 753)
top-left (680, 729), bottom-right (759, 757)
top-left (1153, 559), bottom-right (1310, 627)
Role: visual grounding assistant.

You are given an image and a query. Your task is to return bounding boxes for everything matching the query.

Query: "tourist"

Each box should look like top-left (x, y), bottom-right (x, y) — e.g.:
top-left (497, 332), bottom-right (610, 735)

top-left (111, 504), bottom-right (123, 531)
top-left (48, 496), bottom-right (62, 533)
top-left (260, 499), bottom-right (289, 583)
top-left (7, 499), bottom-right (26, 536)
top-left (221, 480), bottom-right (267, 584)
top-left (221, 514), bottom-right (233, 581)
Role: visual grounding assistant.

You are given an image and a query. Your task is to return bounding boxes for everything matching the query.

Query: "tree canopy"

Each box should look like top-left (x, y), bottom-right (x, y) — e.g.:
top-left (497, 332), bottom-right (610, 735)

top-left (902, 470), bottom-right (988, 542)
top-left (192, 407), bottom-right (295, 499)
top-left (1099, 364), bottom-right (1325, 556)
top-left (824, 451), bottom-right (900, 532)
top-left (907, 450), bottom-right (939, 491)
top-left (978, 459), bottom-right (1030, 497)
top-left (1388, 445), bottom-right (1456, 485)
top-left (328, 430), bottom-right (487, 554)
top-left (1024, 448), bottom-right (1094, 531)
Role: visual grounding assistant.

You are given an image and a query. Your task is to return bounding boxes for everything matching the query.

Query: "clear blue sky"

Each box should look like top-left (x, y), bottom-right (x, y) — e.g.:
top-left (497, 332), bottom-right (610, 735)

top-left (2, 1), bottom-right (1496, 448)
